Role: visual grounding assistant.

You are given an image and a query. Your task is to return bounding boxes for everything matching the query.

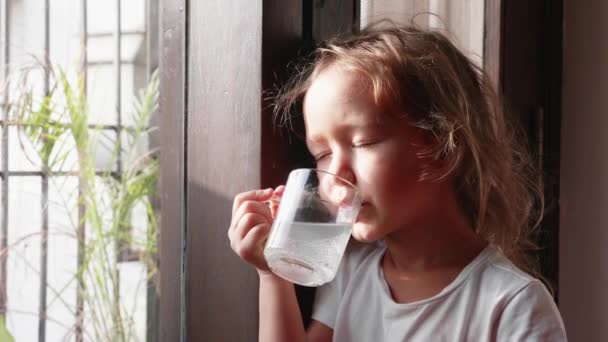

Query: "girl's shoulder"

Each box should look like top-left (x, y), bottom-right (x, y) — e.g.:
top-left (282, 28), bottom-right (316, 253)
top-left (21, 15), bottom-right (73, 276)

top-left (479, 245), bottom-right (538, 284)
top-left (477, 246), bottom-right (566, 339)
top-left (469, 245), bottom-right (553, 300)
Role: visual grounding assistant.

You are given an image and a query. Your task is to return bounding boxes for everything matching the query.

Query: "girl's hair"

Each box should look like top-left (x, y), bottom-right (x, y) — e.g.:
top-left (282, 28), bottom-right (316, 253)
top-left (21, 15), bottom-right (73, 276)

top-left (273, 20), bottom-right (544, 278)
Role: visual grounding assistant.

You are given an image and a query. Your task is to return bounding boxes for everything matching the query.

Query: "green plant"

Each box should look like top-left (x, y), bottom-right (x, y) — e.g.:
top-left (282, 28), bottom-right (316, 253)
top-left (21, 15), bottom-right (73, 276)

top-left (11, 64), bottom-right (159, 341)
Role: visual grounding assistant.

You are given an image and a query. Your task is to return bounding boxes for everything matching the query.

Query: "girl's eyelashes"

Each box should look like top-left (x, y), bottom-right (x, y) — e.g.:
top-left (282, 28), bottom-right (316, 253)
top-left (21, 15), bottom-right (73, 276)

top-left (313, 152), bottom-right (331, 162)
top-left (352, 139), bottom-right (380, 148)
top-left (313, 139), bottom-right (380, 161)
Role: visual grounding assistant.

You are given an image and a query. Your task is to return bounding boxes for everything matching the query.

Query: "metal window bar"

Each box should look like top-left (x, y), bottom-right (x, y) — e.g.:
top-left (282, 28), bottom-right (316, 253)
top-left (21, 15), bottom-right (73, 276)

top-left (0, 120), bottom-right (139, 132)
top-left (113, 1), bottom-right (123, 338)
top-left (88, 30), bottom-right (146, 38)
top-left (0, 171), bottom-right (121, 178)
top-left (38, 0), bottom-right (51, 341)
top-left (0, 0), bottom-right (10, 322)
top-left (76, 1), bottom-right (87, 341)
top-left (116, 0), bottom-right (122, 176)
top-left (145, 1), bottom-right (159, 340)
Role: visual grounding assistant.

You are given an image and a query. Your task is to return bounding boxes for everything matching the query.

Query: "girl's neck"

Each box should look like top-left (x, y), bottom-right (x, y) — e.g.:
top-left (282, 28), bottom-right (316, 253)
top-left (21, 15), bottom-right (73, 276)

top-left (382, 188), bottom-right (486, 275)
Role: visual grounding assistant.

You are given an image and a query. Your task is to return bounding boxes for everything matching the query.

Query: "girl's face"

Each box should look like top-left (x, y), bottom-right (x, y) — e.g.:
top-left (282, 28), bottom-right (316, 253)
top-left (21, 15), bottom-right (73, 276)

top-left (303, 65), bottom-right (445, 242)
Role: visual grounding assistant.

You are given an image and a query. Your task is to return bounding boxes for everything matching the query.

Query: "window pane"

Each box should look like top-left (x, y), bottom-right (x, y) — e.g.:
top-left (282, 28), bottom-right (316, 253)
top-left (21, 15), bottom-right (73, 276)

top-left (48, 132), bottom-right (79, 173)
top-left (82, 176), bottom-right (117, 340)
top-left (0, 179), bottom-right (2, 233)
top-left (91, 128), bottom-right (119, 172)
top-left (119, 261), bottom-right (148, 341)
top-left (0, 126), bottom-right (3, 170)
top-left (49, 0), bottom-right (82, 70)
top-left (87, 62), bottom-right (142, 126)
top-left (87, 0), bottom-right (146, 35)
top-left (47, 176), bottom-right (78, 341)
top-left (6, 177), bottom-right (41, 341)
top-left (87, 64), bottom-right (118, 126)
top-left (88, 36), bottom-right (145, 64)
top-left (8, 126), bottom-right (42, 172)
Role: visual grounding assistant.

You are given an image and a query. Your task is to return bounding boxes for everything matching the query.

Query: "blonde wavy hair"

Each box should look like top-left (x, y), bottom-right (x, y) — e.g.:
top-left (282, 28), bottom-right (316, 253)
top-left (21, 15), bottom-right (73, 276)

top-left (273, 21), bottom-right (544, 278)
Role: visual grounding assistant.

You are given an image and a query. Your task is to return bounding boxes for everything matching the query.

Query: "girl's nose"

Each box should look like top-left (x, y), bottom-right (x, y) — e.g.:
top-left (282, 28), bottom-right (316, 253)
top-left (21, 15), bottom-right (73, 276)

top-left (327, 152), bottom-right (356, 186)
top-left (334, 167), bottom-right (355, 186)
top-left (318, 157), bottom-right (357, 209)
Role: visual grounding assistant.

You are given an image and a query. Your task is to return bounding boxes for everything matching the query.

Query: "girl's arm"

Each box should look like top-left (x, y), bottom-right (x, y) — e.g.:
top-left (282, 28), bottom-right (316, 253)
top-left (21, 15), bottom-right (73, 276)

top-left (306, 320), bottom-right (334, 341)
top-left (258, 272), bottom-right (333, 342)
top-left (258, 272), bottom-right (305, 341)
top-left (229, 188), bottom-right (333, 341)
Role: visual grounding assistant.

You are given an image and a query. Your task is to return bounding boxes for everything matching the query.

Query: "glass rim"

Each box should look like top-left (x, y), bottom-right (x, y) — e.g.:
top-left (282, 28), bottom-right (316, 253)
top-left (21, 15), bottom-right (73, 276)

top-left (291, 168), bottom-right (360, 193)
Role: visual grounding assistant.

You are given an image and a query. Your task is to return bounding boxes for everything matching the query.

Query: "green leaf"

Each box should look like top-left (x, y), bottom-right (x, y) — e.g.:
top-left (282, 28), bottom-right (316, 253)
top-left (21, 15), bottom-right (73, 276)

top-left (0, 316), bottom-right (15, 342)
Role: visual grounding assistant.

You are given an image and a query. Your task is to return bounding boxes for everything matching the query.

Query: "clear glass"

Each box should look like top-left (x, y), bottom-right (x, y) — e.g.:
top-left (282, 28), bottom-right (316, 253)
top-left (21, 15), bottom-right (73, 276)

top-left (264, 168), bottom-right (362, 287)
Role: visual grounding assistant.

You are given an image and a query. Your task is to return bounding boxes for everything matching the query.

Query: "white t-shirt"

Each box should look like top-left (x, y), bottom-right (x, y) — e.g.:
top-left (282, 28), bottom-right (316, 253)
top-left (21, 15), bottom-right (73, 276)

top-left (312, 241), bottom-right (567, 341)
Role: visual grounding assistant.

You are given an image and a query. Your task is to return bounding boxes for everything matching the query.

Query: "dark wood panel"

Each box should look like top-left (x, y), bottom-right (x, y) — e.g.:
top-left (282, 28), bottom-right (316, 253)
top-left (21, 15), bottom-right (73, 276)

top-left (483, 0), bottom-right (502, 93)
top-left (186, 1), bottom-right (263, 340)
top-left (536, 0), bottom-right (562, 300)
top-left (499, 0), bottom-right (562, 296)
top-left (313, 0), bottom-right (357, 42)
top-left (158, 0), bottom-right (187, 341)
top-left (261, 0), bottom-right (305, 189)
top-left (502, 0), bottom-right (543, 127)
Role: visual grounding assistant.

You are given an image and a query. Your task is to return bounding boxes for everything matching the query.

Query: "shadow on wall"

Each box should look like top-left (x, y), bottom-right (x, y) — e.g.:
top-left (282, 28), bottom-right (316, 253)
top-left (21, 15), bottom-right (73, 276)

top-left (183, 181), bottom-right (315, 339)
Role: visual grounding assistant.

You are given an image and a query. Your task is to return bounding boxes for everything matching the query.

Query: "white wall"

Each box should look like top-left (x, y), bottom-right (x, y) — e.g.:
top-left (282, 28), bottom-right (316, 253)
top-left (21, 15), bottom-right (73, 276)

top-left (360, 0), bottom-right (485, 67)
top-left (560, 0), bottom-right (608, 340)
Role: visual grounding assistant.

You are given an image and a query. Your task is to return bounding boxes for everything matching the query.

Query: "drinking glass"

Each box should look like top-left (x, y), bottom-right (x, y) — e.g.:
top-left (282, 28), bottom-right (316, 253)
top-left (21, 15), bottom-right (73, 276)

top-left (263, 168), bottom-right (362, 286)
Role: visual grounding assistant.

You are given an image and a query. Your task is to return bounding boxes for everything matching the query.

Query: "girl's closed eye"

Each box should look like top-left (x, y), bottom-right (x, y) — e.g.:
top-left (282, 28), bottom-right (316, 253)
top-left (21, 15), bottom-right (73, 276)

top-left (352, 132), bottom-right (388, 148)
top-left (314, 151), bottom-right (331, 162)
top-left (314, 139), bottom-right (382, 162)
top-left (352, 139), bottom-right (380, 148)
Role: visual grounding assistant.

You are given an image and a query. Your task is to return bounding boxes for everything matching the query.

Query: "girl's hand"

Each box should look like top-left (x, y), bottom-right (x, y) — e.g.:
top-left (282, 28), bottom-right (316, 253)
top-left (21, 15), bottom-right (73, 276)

top-left (228, 186), bottom-right (285, 275)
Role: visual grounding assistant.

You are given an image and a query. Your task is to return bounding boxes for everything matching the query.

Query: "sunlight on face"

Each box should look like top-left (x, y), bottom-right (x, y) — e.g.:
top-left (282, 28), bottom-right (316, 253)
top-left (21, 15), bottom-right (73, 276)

top-left (303, 65), bottom-right (445, 242)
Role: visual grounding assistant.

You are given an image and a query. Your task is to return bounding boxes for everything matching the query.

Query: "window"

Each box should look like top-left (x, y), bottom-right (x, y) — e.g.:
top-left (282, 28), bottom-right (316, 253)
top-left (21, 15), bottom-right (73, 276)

top-left (360, 0), bottom-right (485, 67)
top-left (0, 0), bottom-right (160, 341)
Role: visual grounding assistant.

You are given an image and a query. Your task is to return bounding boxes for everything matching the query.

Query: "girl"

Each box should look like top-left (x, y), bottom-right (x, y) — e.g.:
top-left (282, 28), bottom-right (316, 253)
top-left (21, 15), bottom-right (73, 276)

top-left (228, 21), bottom-right (567, 341)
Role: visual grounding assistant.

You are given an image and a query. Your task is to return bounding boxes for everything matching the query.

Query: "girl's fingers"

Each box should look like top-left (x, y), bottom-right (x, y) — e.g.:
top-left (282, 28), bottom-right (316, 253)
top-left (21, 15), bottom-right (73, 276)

top-left (232, 212), bottom-right (268, 241)
top-left (273, 185), bottom-right (286, 197)
top-left (230, 200), bottom-right (272, 232)
top-left (228, 187), bottom-right (283, 270)
top-left (237, 223), bottom-right (271, 267)
top-left (232, 188), bottom-right (273, 217)
top-left (269, 185), bottom-right (286, 218)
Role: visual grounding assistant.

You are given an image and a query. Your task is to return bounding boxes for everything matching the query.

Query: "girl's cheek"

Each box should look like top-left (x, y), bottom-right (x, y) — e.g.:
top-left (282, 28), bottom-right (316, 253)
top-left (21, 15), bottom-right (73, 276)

top-left (315, 159), bottom-right (330, 171)
top-left (353, 153), bottom-right (379, 179)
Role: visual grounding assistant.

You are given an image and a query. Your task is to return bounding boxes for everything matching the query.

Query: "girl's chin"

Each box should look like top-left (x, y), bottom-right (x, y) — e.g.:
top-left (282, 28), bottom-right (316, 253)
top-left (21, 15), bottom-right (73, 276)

top-left (351, 223), bottom-right (381, 243)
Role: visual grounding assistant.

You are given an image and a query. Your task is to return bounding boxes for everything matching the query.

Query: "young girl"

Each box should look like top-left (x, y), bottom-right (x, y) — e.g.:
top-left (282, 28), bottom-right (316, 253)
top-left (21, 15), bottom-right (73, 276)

top-left (228, 21), bottom-right (567, 341)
